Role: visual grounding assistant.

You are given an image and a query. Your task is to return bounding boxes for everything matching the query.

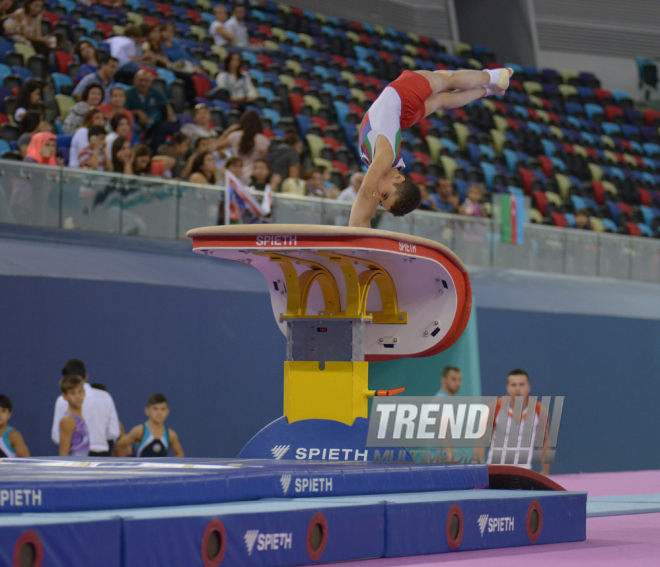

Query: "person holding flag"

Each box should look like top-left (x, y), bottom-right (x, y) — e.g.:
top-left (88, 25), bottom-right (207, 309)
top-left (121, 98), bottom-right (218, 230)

top-left (222, 156), bottom-right (272, 224)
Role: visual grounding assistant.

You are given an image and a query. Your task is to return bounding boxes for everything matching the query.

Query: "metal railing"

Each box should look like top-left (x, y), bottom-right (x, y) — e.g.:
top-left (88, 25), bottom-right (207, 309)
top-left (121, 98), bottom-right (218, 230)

top-left (1, 159), bottom-right (659, 284)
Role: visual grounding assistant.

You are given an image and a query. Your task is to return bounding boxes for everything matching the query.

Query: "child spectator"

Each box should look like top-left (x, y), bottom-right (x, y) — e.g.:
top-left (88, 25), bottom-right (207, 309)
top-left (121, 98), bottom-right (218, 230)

top-left (78, 125), bottom-right (108, 170)
top-left (460, 183), bottom-right (486, 217)
top-left (58, 374), bottom-right (90, 457)
top-left (418, 183), bottom-right (437, 211)
top-left (575, 209), bottom-right (592, 230)
top-left (115, 393), bottom-right (184, 457)
top-left (0, 395), bottom-right (30, 457)
top-left (168, 132), bottom-right (190, 179)
top-left (69, 108), bottom-right (107, 168)
top-left (433, 177), bottom-right (459, 213)
top-left (249, 158), bottom-right (271, 191)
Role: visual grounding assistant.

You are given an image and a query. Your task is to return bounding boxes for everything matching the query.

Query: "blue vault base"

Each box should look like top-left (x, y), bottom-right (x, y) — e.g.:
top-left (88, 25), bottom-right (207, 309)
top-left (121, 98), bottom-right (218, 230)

top-left (238, 416), bottom-right (411, 462)
top-left (0, 458), bottom-right (586, 567)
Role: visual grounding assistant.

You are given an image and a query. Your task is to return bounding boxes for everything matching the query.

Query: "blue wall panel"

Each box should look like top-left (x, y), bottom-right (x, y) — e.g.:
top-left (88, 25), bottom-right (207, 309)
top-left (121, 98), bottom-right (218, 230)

top-left (477, 307), bottom-right (660, 474)
top-left (0, 276), bottom-right (285, 459)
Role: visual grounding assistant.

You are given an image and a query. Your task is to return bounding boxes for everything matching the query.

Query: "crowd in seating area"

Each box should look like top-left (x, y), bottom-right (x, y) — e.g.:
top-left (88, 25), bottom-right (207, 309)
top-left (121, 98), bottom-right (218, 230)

top-left (0, 0), bottom-right (660, 236)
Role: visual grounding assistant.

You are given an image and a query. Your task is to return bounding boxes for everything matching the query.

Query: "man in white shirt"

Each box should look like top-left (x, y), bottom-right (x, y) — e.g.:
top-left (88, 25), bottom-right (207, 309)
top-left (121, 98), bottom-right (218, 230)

top-left (51, 359), bottom-right (120, 456)
top-left (224, 4), bottom-right (250, 48)
top-left (337, 172), bottom-right (365, 203)
top-left (209, 5), bottom-right (235, 47)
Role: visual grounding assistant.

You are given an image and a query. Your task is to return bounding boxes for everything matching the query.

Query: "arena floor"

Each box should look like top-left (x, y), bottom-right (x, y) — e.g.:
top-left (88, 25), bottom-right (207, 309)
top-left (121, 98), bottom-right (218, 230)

top-left (333, 470), bottom-right (660, 567)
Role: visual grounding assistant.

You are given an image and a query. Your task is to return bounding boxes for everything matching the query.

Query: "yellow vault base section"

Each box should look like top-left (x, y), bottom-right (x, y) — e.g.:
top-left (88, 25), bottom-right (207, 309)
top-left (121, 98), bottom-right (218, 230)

top-left (284, 361), bottom-right (369, 425)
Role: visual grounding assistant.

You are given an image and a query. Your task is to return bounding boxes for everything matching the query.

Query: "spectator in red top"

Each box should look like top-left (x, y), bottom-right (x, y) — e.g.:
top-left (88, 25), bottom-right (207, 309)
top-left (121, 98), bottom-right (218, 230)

top-left (78, 125), bottom-right (109, 171)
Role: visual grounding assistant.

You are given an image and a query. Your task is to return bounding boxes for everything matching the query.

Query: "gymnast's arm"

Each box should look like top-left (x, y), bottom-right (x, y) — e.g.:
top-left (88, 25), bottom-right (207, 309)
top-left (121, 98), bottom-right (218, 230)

top-left (169, 429), bottom-right (184, 457)
top-left (348, 136), bottom-right (394, 228)
top-left (114, 425), bottom-right (143, 456)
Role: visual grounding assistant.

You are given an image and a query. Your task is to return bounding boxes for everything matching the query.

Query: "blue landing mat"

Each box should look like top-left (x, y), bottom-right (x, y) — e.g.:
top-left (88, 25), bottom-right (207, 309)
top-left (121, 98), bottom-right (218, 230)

top-left (0, 458), bottom-right (488, 513)
top-left (0, 489), bottom-right (587, 567)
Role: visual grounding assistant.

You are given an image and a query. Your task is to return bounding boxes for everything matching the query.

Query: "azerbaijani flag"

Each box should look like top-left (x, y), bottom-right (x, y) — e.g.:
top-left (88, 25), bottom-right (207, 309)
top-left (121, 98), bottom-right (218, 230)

top-left (501, 194), bottom-right (524, 244)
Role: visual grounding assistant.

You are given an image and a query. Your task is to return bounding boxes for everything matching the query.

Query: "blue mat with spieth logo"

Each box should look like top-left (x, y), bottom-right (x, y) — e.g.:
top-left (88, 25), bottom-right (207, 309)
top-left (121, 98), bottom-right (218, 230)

top-left (0, 457), bottom-right (488, 513)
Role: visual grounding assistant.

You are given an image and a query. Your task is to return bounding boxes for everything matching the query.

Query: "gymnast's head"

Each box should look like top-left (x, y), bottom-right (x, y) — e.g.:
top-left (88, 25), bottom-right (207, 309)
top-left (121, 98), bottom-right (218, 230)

top-left (378, 168), bottom-right (421, 217)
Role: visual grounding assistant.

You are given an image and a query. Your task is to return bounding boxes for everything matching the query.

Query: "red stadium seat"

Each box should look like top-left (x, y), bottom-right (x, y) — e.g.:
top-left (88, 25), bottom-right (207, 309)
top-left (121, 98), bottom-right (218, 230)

top-left (644, 109), bottom-right (660, 126)
top-left (605, 105), bottom-right (624, 122)
top-left (332, 161), bottom-right (349, 175)
top-left (551, 212), bottom-right (567, 227)
top-left (96, 23), bottom-right (113, 39)
top-left (54, 51), bottom-right (74, 75)
top-left (257, 25), bottom-right (272, 38)
top-left (532, 190), bottom-right (547, 216)
top-left (42, 11), bottom-right (60, 26)
top-left (349, 21), bottom-right (362, 32)
top-left (493, 101), bottom-right (508, 114)
top-left (323, 137), bottom-right (340, 150)
top-left (591, 180), bottom-right (604, 205)
top-left (377, 51), bottom-right (392, 63)
top-left (288, 93), bottom-right (304, 115)
top-left (509, 80), bottom-right (523, 92)
top-left (594, 88), bottom-right (613, 103)
top-left (290, 7), bottom-right (303, 16)
top-left (294, 78), bottom-right (310, 91)
top-left (413, 151), bottom-right (430, 166)
top-left (584, 147), bottom-right (599, 160)
top-left (311, 117), bottom-right (328, 130)
top-left (185, 9), bottom-right (202, 24)
top-left (539, 155), bottom-right (554, 178)
top-left (409, 172), bottom-right (427, 185)
top-left (505, 118), bottom-right (520, 130)
top-left (331, 56), bottom-right (346, 65)
top-left (618, 202), bottom-right (632, 218)
top-left (637, 188), bottom-right (652, 206)
top-left (526, 107), bottom-right (537, 120)
top-left (519, 168), bottom-right (535, 195)
top-left (562, 143), bottom-right (576, 154)
top-left (144, 16), bottom-right (160, 26)
top-left (358, 34), bottom-right (371, 46)
top-left (191, 75), bottom-right (212, 98)
top-left (155, 3), bottom-right (172, 16)
top-left (452, 109), bottom-right (468, 122)
top-left (348, 103), bottom-right (364, 119)
top-left (418, 118), bottom-right (431, 140)
top-left (485, 62), bottom-right (503, 69)
top-left (626, 222), bottom-right (641, 236)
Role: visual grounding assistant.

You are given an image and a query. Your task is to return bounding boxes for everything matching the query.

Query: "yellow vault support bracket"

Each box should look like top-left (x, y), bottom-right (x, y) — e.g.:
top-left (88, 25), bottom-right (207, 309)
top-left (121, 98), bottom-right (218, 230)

top-left (256, 250), bottom-right (406, 424)
top-left (284, 361), bottom-right (369, 425)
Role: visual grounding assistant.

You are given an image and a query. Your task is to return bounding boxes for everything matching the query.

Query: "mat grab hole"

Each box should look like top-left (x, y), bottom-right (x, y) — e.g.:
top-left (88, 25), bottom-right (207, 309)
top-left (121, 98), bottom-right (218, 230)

top-left (309, 522), bottom-right (323, 550)
top-left (206, 530), bottom-right (222, 560)
top-left (18, 543), bottom-right (35, 567)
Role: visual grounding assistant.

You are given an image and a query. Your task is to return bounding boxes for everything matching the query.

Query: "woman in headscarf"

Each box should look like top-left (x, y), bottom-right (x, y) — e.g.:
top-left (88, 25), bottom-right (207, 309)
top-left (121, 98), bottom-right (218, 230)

top-left (23, 131), bottom-right (57, 165)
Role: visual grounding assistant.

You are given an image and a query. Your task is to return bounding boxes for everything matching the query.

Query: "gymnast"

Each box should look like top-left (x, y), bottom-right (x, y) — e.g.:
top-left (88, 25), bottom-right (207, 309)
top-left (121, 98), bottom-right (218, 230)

top-left (348, 68), bottom-right (513, 227)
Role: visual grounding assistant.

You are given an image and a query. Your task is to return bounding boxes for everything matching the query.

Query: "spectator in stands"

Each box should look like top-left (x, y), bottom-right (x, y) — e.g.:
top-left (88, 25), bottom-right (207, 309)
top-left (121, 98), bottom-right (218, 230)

top-left (125, 69), bottom-right (173, 136)
top-left (432, 177), bottom-right (459, 213)
top-left (104, 114), bottom-right (133, 163)
top-left (17, 110), bottom-right (50, 157)
top-left (249, 158), bottom-right (271, 191)
top-left (141, 24), bottom-right (169, 68)
top-left (215, 52), bottom-right (257, 105)
top-left (78, 125), bottom-right (108, 171)
top-left (22, 131), bottom-right (56, 165)
top-left (418, 183), bottom-right (436, 211)
top-left (188, 151), bottom-right (217, 185)
top-left (575, 209), bottom-right (592, 230)
top-left (107, 23), bottom-right (149, 79)
top-left (460, 183), bottom-right (486, 217)
top-left (11, 79), bottom-right (43, 124)
top-left (316, 164), bottom-right (340, 198)
top-left (68, 108), bottom-right (107, 168)
top-left (224, 3), bottom-right (250, 48)
top-left (181, 103), bottom-right (220, 149)
top-left (130, 143), bottom-right (175, 177)
top-left (4, 0), bottom-right (55, 57)
top-left (159, 23), bottom-right (203, 75)
top-left (268, 131), bottom-right (303, 189)
top-left (220, 110), bottom-right (269, 184)
top-left (51, 359), bottom-right (121, 457)
top-left (337, 172), bottom-right (365, 203)
top-left (98, 86), bottom-right (134, 135)
top-left (210, 5), bottom-right (235, 47)
top-left (62, 83), bottom-right (104, 135)
top-left (157, 132), bottom-right (190, 179)
top-left (305, 169), bottom-right (326, 198)
top-left (72, 52), bottom-right (119, 104)
top-left (75, 40), bottom-right (100, 83)
top-left (110, 136), bottom-right (133, 174)
top-left (0, 0), bottom-right (17, 30)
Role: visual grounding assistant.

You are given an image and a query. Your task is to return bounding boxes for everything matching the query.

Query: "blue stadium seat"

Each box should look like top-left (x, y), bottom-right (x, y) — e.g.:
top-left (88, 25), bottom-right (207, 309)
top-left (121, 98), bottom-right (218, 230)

top-left (51, 72), bottom-right (74, 94)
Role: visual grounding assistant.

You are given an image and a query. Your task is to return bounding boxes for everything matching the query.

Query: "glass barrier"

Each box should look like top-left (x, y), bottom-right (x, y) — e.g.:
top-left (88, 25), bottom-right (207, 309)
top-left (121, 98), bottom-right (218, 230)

top-left (1, 159), bottom-right (659, 285)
